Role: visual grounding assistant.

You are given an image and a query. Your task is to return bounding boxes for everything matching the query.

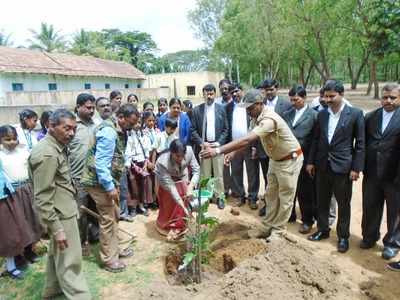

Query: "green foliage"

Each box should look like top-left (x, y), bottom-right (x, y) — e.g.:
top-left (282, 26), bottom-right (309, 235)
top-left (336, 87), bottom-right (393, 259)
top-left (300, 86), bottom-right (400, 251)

top-left (27, 22), bottom-right (66, 52)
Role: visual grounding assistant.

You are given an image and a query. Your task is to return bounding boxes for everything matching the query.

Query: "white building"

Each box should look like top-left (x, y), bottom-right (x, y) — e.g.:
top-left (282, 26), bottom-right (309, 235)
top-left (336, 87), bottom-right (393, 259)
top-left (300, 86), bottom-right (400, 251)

top-left (145, 71), bottom-right (225, 101)
top-left (0, 46), bottom-right (146, 105)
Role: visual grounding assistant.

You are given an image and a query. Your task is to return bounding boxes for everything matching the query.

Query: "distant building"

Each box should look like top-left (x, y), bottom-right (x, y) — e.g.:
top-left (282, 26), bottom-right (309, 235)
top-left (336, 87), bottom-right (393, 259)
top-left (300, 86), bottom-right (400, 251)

top-left (0, 46), bottom-right (146, 105)
top-left (145, 71), bottom-right (225, 101)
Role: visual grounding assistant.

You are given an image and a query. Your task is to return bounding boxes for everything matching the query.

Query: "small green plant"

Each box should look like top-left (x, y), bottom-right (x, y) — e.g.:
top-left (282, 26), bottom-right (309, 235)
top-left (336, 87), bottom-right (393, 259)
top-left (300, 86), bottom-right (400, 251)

top-left (179, 177), bottom-right (218, 283)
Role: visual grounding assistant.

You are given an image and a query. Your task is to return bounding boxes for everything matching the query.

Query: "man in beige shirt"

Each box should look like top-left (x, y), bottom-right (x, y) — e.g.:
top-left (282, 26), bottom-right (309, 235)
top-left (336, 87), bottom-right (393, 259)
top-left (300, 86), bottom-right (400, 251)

top-left (201, 89), bottom-right (303, 238)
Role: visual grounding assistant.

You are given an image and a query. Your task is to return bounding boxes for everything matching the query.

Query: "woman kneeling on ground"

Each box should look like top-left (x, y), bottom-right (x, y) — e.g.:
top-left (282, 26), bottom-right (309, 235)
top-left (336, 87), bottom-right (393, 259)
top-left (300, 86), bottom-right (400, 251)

top-left (155, 140), bottom-right (200, 240)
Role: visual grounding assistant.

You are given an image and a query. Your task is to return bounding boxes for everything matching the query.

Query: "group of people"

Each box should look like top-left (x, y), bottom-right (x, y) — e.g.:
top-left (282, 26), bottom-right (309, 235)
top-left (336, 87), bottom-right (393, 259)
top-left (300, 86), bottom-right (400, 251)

top-left (1, 78), bottom-right (400, 299)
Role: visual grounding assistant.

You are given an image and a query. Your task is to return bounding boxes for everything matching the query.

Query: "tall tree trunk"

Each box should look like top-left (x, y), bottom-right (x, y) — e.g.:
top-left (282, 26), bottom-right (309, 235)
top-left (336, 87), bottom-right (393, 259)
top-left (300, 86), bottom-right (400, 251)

top-left (236, 62), bottom-right (240, 83)
top-left (347, 57), bottom-right (355, 89)
top-left (368, 60), bottom-right (379, 99)
top-left (304, 64), bottom-right (314, 88)
top-left (348, 53), bottom-right (370, 90)
top-left (299, 62), bottom-right (305, 86)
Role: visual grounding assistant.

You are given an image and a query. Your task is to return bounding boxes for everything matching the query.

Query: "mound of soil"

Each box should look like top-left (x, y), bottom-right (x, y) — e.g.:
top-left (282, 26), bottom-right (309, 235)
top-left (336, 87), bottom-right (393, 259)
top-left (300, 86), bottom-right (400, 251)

top-left (158, 222), bottom-right (357, 300)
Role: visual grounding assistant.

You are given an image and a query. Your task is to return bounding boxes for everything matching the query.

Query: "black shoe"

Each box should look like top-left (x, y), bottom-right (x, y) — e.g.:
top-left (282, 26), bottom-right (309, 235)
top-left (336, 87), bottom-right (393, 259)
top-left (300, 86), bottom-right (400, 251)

top-left (236, 198), bottom-right (246, 207)
top-left (382, 247), bottom-right (399, 260)
top-left (298, 223), bottom-right (312, 234)
top-left (136, 206), bottom-right (149, 216)
top-left (308, 231), bottom-right (330, 241)
top-left (14, 255), bottom-right (29, 270)
top-left (337, 238), bottom-right (349, 253)
top-left (249, 200), bottom-right (258, 210)
top-left (359, 239), bottom-right (376, 249)
top-left (387, 261), bottom-right (400, 272)
top-left (24, 249), bottom-right (40, 264)
top-left (217, 198), bottom-right (225, 210)
top-left (259, 206), bottom-right (266, 217)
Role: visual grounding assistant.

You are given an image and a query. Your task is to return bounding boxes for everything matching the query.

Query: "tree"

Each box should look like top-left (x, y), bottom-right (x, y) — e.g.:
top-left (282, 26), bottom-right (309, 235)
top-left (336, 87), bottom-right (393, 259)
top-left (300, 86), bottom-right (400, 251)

top-left (28, 23), bottom-right (66, 52)
top-left (0, 30), bottom-right (12, 46)
top-left (188, 0), bottom-right (227, 48)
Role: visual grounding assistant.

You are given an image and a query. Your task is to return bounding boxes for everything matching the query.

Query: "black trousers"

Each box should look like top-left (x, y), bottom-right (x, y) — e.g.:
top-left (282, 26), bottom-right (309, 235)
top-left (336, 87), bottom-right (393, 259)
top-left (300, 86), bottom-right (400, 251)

top-left (362, 176), bottom-right (400, 248)
top-left (316, 167), bottom-right (352, 239)
top-left (246, 156), bottom-right (269, 202)
top-left (294, 165), bottom-right (317, 225)
top-left (230, 150), bottom-right (252, 199)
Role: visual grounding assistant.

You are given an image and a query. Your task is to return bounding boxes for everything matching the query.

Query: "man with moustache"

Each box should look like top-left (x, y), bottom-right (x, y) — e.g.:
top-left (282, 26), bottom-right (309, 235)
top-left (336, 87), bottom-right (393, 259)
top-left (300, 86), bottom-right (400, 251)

top-left (69, 93), bottom-right (99, 256)
top-left (361, 83), bottom-right (400, 260)
top-left (81, 104), bottom-right (140, 272)
top-left (306, 79), bottom-right (365, 253)
top-left (29, 109), bottom-right (91, 299)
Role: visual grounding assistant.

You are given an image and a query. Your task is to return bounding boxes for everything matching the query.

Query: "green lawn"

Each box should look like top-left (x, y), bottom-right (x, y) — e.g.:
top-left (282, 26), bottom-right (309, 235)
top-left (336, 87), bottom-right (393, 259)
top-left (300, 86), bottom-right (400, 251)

top-left (0, 243), bottom-right (158, 300)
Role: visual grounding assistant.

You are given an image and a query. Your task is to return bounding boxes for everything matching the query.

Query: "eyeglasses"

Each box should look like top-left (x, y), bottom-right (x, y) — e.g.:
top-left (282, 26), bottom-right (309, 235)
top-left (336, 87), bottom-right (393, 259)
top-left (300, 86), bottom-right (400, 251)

top-left (382, 95), bottom-right (397, 101)
top-left (98, 104), bottom-right (111, 108)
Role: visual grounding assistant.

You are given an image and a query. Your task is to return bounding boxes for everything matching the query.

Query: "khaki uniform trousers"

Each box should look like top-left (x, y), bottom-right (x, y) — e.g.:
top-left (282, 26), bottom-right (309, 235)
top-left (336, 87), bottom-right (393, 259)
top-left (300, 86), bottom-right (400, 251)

top-left (200, 154), bottom-right (224, 198)
top-left (86, 186), bottom-right (120, 264)
top-left (263, 155), bottom-right (303, 235)
top-left (43, 216), bottom-right (91, 300)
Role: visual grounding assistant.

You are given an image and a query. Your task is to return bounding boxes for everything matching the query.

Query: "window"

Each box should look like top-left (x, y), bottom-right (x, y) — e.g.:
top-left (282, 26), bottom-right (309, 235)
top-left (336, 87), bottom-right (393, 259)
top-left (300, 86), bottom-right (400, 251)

top-left (48, 83), bottom-right (57, 91)
top-left (187, 85), bottom-right (196, 96)
top-left (84, 83), bottom-right (91, 90)
top-left (105, 83), bottom-right (110, 89)
top-left (137, 83), bottom-right (141, 88)
top-left (12, 83), bottom-right (24, 91)
top-left (124, 83), bottom-right (129, 89)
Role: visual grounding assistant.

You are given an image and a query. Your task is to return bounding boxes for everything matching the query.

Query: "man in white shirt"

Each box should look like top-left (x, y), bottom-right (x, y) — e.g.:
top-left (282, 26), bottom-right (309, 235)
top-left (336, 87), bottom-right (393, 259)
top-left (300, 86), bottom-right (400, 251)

top-left (306, 79), bottom-right (365, 253)
top-left (190, 84), bottom-right (229, 209)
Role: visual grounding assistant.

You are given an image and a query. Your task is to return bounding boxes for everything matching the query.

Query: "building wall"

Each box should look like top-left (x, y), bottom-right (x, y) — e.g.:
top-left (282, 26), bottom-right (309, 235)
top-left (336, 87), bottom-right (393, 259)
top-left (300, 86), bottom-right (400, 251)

top-left (0, 73), bottom-right (145, 104)
top-left (145, 71), bottom-right (225, 101)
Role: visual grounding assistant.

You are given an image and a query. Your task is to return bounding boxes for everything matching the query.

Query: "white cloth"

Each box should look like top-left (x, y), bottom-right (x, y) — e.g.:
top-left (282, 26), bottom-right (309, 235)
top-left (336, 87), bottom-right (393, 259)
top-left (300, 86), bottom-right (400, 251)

top-left (266, 96), bottom-right (278, 110)
top-left (311, 96), bottom-right (352, 111)
top-left (15, 125), bottom-right (38, 152)
top-left (292, 105), bottom-right (308, 126)
top-left (156, 131), bottom-right (178, 154)
top-left (327, 103), bottom-right (346, 144)
top-left (205, 102), bottom-right (216, 142)
top-left (125, 130), bottom-right (152, 166)
top-left (232, 104), bottom-right (248, 140)
top-left (382, 110), bottom-right (394, 133)
top-left (0, 146), bottom-right (30, 182)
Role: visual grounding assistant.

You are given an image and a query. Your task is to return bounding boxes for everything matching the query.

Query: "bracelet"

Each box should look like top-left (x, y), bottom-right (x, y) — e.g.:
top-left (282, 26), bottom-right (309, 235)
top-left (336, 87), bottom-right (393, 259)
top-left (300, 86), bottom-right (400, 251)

top-left (215, 147), bottom-right (221, 155)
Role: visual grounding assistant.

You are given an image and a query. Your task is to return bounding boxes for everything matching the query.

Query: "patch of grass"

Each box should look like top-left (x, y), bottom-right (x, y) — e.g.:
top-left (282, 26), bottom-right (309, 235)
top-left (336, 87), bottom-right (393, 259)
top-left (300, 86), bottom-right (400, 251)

top-left (0, 242), bottom-right (157, 299)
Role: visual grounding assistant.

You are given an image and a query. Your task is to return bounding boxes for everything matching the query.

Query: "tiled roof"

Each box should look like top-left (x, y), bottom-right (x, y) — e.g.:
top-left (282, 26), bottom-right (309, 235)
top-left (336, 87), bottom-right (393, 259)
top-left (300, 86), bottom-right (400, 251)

top-left (0, 46), bottom-right (145, 80)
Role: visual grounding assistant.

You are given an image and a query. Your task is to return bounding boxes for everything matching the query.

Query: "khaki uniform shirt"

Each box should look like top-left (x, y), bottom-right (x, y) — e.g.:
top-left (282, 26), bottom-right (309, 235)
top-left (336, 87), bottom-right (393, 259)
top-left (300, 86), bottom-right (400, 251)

top-left (155, 146), bottom-right (200, 203)
top-left (69, 116), bottom-right (96, 179)
top-left (29, 134), bottom-right (77, 234)
top-left (252, 107), bottom-right (300, 161)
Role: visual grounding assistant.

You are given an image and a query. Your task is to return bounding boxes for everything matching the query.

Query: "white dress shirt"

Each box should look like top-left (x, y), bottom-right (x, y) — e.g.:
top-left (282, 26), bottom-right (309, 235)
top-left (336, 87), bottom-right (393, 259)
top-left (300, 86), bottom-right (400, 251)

top-left (232, 104), bottom-right (248, 140)
top-left (327, 103), bottom-right (346, 144)
top-left (382, 109), bottom-right (394, 133)
top-left (205, 102), bottom-right (216, 142)
top-left (0, 145), bottom-right (30, 182)
top-left (292, 105), bottom-right (308, 126)
top-left (266, 96), bottom-right (278, 110)
top-left (312, 97), bottom-right (352, 111)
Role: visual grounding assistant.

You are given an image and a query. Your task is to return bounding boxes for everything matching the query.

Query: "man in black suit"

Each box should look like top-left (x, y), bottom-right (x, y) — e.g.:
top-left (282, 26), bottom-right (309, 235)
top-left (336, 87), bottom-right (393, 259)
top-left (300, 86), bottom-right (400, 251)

top-left (252, 79), bottom-right (292, 216)
top-left (361, 83), bottom-right (400, 260)
top-left (282, 85), bottom-right (318, 234)
top-left (306, 79), bottom-right (365, 253)
top-left (191, 84), bottom-right (229, 209)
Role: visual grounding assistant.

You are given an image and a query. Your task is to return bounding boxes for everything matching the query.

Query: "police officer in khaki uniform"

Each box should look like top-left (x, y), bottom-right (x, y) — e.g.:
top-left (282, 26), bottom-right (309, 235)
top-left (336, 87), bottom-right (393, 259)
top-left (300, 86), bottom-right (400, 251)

top-left (200, 89), bottom-right (303, 238)
top-left (29, 109), bottom-right (91, 300)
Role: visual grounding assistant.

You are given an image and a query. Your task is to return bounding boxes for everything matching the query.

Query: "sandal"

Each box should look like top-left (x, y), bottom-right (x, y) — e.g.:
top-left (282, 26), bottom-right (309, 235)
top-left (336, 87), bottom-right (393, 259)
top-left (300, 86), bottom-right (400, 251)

top-left (7, 269), bottom-right (24, 280)
top-left (104, 260), bottom-right (126, 273)
top-left (119, 247), bottom-right (134, 258)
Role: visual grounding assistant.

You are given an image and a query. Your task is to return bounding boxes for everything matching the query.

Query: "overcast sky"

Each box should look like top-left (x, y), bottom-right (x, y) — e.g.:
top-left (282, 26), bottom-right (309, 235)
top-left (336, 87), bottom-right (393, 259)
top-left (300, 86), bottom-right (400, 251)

top-left (0, 0), bottom-right (204, 55)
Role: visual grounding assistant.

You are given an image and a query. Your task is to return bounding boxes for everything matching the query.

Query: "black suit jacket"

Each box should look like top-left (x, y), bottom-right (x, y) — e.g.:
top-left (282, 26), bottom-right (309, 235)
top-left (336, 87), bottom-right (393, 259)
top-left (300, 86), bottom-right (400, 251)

top-left (282, 106), bottom-right (318, 164)
top-left (191, 102), bottom-right (229, 152)
top-left (308, 104), bottom-right (365, 174)
top-left (364, 107), bottom-right (400, 181)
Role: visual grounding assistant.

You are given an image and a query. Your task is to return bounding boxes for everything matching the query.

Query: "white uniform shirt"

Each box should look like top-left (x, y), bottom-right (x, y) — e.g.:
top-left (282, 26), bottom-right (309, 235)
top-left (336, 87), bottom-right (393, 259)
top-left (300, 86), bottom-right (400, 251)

top-left (15, 125), bottom-right (38, 152)
top-left (266, 96), bottom-right (278, 110)
top-left (0, 145), bottom-right (30, 182)
top-left (327, 103), bottom-right (346, 144)
top-left (205, 102), bottom-right (216, 142)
